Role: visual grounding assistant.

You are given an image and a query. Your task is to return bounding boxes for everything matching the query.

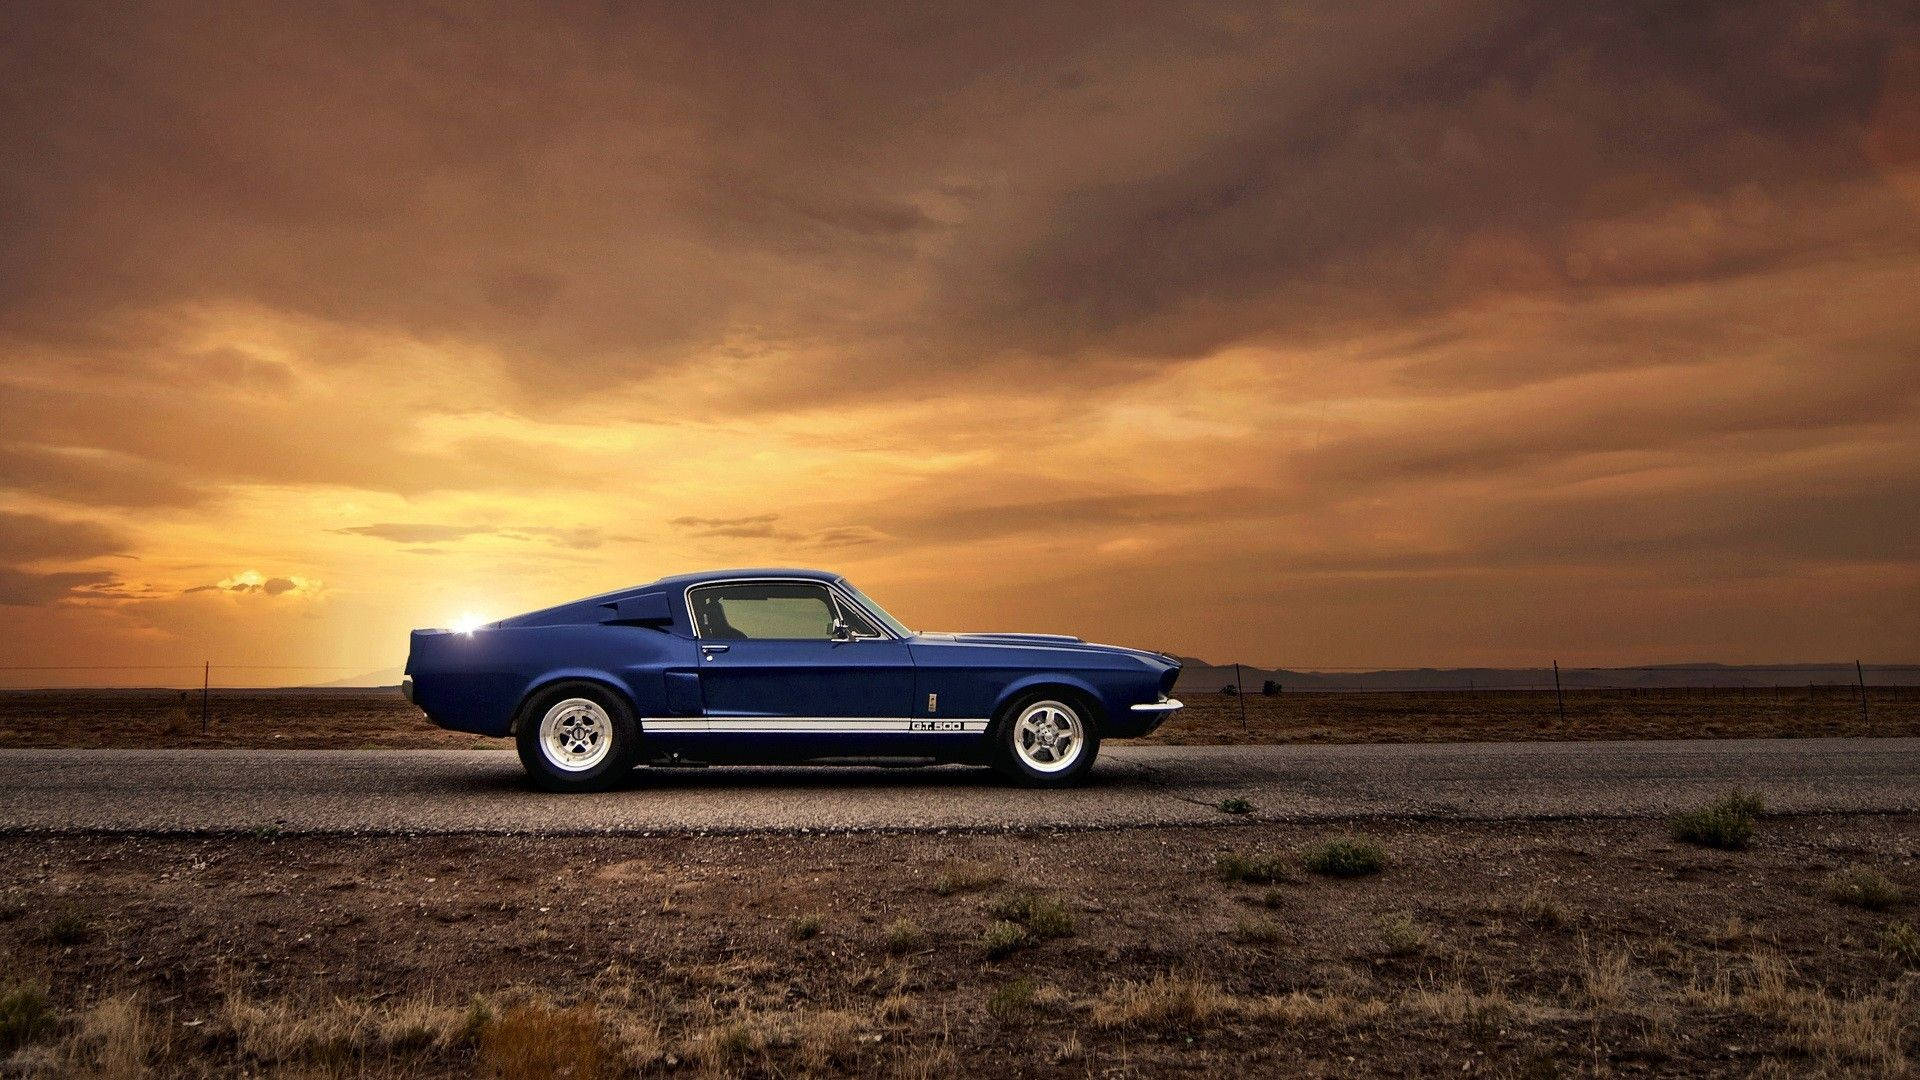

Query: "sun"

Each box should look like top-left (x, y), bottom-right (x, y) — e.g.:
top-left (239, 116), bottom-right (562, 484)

top-left (449, 612), bottom-right (491, 635)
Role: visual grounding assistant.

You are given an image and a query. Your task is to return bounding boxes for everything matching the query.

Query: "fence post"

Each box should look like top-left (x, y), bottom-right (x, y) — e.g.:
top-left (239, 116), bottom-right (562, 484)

top-left (201, 661), bottom-right (210, 733)
top-left (1552, 660), bottom-right (1567, 724)
top-left (1856, 660), bottom-right (1869, 732)
top-left (1234, 663), bottom-right (1247, 732)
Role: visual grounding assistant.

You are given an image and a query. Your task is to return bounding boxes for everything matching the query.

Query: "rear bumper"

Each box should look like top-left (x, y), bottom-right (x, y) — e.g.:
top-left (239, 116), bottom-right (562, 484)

top-left (401, 676), bottom-right (415, 704)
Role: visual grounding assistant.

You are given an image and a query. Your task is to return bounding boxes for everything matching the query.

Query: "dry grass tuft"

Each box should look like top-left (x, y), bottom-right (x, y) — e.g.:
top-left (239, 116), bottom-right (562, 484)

top-left (221, 976), bottom-right (474, 1068)
top-left (1515, 893), bottom-right (1570, 930)
top-left (1229, 914), bottom-right (1284, 944)
top-left (787, 913), bottom-right (824, 941)
top-left (930, 862), bottom-right (1003, 897)
top-left (1377, 912), bottom-right (1428, 956)
top-left (478, 1003), bottom-right (608, 1080)
top-left (883, 917), bottom-right (924, 955)
top-left (1824, 867), bottom-right (1903, 911)
top-left (67, 994), bottom-right (154, 1080)
top-left (1090, 974), bottom-right (1232, 1030)
top-left (1579, 941), bottom-right (1635, 1010)
top-left (986, 889), bottom-right (1075, 939)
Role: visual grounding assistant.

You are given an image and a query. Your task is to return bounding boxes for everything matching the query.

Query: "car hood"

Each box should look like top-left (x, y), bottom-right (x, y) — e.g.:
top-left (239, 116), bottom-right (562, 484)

top-left (911, 632), bottom-right (1178, 668)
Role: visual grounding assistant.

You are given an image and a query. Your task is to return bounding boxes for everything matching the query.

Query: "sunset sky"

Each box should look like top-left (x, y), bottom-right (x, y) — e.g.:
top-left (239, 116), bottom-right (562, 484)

top-left (2, 1), bottom-right (1917, 683)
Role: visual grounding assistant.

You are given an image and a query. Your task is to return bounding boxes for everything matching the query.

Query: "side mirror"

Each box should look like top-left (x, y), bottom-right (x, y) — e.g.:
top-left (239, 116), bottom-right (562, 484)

top-left (600, 593), bottom-right (674, 627)
top-left (830, 618), bottom-right (852, 642)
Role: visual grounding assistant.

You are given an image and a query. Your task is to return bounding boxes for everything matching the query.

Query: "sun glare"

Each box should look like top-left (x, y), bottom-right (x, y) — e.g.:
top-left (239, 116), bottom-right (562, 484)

top-left (450, 612), bottom-right (490, 635)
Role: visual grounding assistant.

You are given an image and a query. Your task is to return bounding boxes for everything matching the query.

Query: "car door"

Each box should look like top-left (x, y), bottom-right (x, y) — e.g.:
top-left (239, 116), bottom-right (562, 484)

top-left (688, 579), bottom-right (916, 757)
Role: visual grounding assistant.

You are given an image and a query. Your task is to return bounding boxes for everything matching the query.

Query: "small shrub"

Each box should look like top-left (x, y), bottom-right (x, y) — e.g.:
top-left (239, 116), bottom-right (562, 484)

top-left (932, 863), bottom-right (1002, 896)
top-left (1884, 921), bottom-right (1920, 967)
top-left (988, 890), bottom-right (1075, 939)
top-left (1215, 851), bottom-right (1290, 885)
top-left (884, 918), bottom-right (923, 955)
top-left (478, 1003), bottom-right (607, 1079)
top-left (788, 914), bottom-right (824, 941)
top-left (44, 909), bottom-right (90, 946)
top-left (985, 978), bottom-right (1036, 1023)
top-left (1672, 789), bottom-right (1765, 850)
top-left (0, 984), bottom-right (55, 1055)
top-left (1825, 868), bottom-right (1902, 911)
top-left (1258, 888), bottom-right (1287, 909)
top-left (1216, 797), bottom-right (1253, 815)
top-left (981, 920), bottom-right (1029, 959)
top-left (1378, 912), bottom-right (1428, 956)
top-left (1300, 836), bottom-right (1385, 877)
top-left (459, 997), bottom-right (492, 1045)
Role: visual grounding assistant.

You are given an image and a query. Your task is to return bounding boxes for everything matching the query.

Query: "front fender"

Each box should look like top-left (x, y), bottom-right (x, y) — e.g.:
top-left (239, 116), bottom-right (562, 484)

top-left (992, 672), bottom-right (1109, 723)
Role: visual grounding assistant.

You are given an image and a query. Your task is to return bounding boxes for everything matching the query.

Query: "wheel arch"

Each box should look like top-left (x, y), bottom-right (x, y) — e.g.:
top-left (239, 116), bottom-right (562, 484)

top-left (991, 674), bottom-right (1107, 730)
top-left (508, 670), bottom-right (640, 736)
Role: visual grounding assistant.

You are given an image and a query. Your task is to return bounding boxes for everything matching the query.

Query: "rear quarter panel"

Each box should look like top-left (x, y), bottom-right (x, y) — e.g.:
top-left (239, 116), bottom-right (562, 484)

top-left (406, 625), bottom-right (696, 736)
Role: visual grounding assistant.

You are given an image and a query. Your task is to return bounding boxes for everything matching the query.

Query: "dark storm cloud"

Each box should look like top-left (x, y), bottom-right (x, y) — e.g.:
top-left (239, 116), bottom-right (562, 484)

top-left (0, 444), bottom-right (206, 508)
top-left (0, 510), bottom-right (128, 562)
top-left (0, 568), bottom-right (118, 606)
top-left (10, 0), bottom-right (1904, 400)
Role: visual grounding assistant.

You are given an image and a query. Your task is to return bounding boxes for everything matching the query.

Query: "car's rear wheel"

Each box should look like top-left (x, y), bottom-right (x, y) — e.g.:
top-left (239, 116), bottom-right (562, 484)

top-left (515, 681), bottom-right (638, 792)
top-left (990, 693), bottom-right (1100, 787)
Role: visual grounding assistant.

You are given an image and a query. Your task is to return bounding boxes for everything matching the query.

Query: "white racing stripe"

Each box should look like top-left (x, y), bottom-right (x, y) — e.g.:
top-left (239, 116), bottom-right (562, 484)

top-left (643, 717), bottom-right (990, 734)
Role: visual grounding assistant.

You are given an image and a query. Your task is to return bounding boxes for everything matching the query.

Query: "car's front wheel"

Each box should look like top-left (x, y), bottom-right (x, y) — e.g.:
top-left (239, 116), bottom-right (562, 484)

top-left (990, 693), bottom-right (1100, 787)
top-left (515, 682), bottom-right (638, 792)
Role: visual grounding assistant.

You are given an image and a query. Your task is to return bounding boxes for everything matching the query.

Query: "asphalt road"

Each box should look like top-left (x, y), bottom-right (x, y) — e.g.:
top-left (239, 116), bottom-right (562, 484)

top-left (0, 738), bottom-right (1913, 834)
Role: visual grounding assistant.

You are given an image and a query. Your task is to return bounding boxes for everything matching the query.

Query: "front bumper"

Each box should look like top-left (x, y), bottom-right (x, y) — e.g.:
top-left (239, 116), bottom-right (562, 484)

top-left (1130, 698), bottom-right (1183, 714)
top-left (1126, 696), bottom-right (1182, 735)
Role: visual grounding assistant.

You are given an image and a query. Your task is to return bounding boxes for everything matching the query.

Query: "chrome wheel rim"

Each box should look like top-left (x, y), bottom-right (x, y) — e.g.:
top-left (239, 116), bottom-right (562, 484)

top-left (539, 698), bottom-right (612, 772)
top-left (1013, 700), bottom-right (1083, 774)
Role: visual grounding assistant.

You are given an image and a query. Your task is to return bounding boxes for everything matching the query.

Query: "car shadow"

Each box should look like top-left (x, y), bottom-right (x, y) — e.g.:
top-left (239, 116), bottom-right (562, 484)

top-left (455, 759), bottom-right (1157, 795)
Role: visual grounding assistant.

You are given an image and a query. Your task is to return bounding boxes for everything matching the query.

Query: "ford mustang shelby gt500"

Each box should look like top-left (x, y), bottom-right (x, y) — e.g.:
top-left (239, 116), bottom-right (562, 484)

top-left (404, 568), bottom-right (1182, 791)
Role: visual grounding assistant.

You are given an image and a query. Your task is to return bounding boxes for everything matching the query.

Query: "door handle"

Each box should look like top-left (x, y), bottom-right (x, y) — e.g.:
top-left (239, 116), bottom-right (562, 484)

top-left (700, 643), bottom-right (730, 657)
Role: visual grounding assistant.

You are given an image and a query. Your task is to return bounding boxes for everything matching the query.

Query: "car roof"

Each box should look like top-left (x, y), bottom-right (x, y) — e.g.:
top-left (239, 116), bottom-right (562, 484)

top-left (646, 567), bottom-right (842, 591)
top-left (495, 569), bottom-right (846, 628)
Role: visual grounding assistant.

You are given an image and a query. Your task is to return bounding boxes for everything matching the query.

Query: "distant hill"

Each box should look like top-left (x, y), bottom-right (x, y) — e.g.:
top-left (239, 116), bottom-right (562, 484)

top-left (313, 667), bottom-right (403, 688)
top-left (1171, 659), bottom-right (1920, 692)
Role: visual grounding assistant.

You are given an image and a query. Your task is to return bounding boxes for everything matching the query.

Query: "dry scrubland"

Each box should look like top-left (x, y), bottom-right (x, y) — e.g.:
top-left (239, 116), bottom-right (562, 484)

top-left (2, 811), bottom-right (1917, 1076)
top-left (0, 686), bottom-right (1914, 749)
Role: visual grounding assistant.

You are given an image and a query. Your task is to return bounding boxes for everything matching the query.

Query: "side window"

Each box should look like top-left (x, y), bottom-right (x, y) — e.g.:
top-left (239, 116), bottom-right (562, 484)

top-left (834, 595), bottom-right (883, 638)
top-left (689, 582), bottom-right (838, 640)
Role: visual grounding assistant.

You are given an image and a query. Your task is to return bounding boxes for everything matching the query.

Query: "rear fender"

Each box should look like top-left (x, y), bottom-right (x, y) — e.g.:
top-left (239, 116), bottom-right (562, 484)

top-left (510, 669), bottom-right (642, 735)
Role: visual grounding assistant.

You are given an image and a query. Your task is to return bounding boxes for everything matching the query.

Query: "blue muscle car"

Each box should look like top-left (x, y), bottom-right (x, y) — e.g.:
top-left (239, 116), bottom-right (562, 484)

top-left (403, 568), bottom-right (1182, 791)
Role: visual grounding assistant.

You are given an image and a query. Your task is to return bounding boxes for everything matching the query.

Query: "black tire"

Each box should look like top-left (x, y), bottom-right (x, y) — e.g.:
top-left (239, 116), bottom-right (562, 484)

top-left (514, 681), bottom-right (639, 793)
top-left (989, 690), bottom-right (1101, 787)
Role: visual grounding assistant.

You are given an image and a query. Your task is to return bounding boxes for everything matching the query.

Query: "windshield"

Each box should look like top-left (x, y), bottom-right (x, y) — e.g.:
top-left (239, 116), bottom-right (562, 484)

top-left (837, 581), bottom-right (912, 638)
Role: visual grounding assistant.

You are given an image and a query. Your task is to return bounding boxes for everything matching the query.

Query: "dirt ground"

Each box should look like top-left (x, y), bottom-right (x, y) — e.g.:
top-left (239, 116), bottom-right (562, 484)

top-left (0, 686), bottom-right (1914, 751)
top-left (2, 815), bottom-right (1916, 1077)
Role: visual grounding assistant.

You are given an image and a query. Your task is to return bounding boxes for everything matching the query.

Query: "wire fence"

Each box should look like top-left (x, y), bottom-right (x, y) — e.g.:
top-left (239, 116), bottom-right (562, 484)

top-left (0, 661), bottom-right (1915, 743)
